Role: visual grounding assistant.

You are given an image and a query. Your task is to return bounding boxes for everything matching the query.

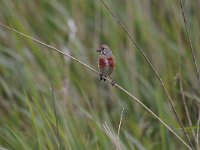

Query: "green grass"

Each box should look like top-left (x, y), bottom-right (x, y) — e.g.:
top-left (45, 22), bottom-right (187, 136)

top-left (0, 0), bottom-right (199, 149)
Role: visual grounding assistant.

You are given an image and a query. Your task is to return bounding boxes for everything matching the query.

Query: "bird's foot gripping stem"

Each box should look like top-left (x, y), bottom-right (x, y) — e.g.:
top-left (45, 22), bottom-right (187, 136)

top-left (100, 73), bottom-right (107, 82)
top-left (100, 73), bottom-right (103, 81)
top-left (99, 74), bottom-right (115, 86)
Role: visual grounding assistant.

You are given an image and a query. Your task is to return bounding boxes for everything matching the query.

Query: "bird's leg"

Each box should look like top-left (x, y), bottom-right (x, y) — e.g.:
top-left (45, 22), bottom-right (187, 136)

top-left (103, 76), bottom-right (107, 82)
top-left (100, 73), bottom-right (103, 81)
top-left (100, 73), bottom-right (107, 82)
top-left (100, 73), bottom-right (107, 81)
top-left (109, 76), bottom-right (115, 86)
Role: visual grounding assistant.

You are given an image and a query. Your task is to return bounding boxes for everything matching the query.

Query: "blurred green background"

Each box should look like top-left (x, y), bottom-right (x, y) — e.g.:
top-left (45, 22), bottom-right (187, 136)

top-left (0, 0), bottom-right (199, 149)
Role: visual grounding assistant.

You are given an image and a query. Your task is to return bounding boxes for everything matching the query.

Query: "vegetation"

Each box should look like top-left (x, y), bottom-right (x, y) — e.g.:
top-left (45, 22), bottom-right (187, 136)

top-left (0, 0), bottom-right (199, 149)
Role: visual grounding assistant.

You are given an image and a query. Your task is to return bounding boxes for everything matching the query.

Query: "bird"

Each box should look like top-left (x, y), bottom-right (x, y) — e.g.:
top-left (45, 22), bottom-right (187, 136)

top-left (96, 44), bottom-right (115, 85)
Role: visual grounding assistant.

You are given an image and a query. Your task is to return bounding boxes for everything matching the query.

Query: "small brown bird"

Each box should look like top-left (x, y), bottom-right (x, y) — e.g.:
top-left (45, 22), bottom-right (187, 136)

top-left (96, 44), bottom-right (115, 85)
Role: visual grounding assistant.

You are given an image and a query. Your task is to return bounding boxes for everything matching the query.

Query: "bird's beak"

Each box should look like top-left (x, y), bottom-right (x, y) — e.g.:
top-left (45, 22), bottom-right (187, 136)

top-left (96, 48), bottom-right (101, 52)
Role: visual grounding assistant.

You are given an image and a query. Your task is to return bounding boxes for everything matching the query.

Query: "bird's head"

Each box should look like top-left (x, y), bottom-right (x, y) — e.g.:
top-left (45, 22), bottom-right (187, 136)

top-left (96, 44), bottom-right (112, 57)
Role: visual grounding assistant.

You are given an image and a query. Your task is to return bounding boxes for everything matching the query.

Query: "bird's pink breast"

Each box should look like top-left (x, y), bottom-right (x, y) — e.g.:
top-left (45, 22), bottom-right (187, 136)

top-left (98, 55), bottom-right (115, 76)
top-left (98, 56), bottom-right (107, 68)
top-left (107, 57), bottom-right (115, 68)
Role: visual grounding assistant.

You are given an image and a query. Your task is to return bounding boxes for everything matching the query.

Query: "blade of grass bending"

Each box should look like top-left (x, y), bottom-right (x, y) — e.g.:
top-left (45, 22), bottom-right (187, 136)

top-left (180, 0), bottom-right (200, 87)
top-left (180, 1), bottom-right (200, 148)
top-left (0, 136), bottom-right (16, 150)
top-left (7, 126), bottom-right (28, 150)
top-left (179, 68), bottom-right (197, 144)
top-left (100, 0), bottom-right (193, 149)
top-left (16, 63), bottom-right (41, 150)
top-left (0, 22), bottom-right (191, 150)
top-left (47, 53), bottom-right (61, 150)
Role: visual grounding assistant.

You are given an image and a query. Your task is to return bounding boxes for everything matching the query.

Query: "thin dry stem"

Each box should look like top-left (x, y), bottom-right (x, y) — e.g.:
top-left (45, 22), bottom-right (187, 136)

top-left (116, 107), bottom-right (124, 150)
top-left (180, 0), bottom-right (200, 148)
top-left (0, 22), bottom-right (191, 150)
top-left (103, 108), bottom-right (124, 150)
top-left (117, 107), bottom-right (124, 139)
top-left (100, 0), bottom-right (193, 149)
top-left (103, 121), bottom-right (118, 149)
top-left (178, 57), bottom-right (196, 145)
top-left (179, 74), bottom-right (196, 144)
top-left (180, 0), bottom-right (200, 86)
top-left (115, 83), bottom-right (192, 150)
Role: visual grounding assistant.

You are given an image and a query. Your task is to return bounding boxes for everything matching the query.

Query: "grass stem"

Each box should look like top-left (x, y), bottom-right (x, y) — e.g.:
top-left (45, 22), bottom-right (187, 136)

top-left (100, 0), bottom-right (193, 149)
top-left (0, 22), bottom-right (192, 150)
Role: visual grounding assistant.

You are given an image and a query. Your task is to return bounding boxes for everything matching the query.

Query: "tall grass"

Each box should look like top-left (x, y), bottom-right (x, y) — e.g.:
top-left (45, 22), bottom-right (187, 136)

top-left (0, 0), bottom-right (199, 149)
